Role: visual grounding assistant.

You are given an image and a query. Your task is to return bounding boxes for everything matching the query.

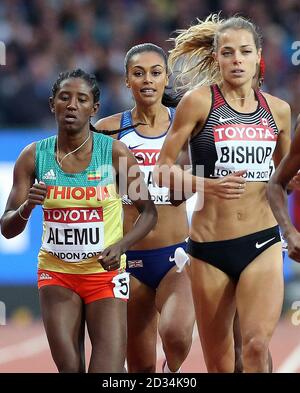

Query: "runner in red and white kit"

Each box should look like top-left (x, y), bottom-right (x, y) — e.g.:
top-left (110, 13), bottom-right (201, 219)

top-left (155, 15), bottom-right (291, 372)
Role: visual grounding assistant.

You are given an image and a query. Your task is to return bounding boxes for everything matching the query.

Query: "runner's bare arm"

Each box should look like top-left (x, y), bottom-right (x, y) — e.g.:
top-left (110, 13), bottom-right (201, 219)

top-left (0, 143), bottom-right (47, 238)
top-left (268, 95), bottom-right (291, 168)
top-left (169, 142), bottom-right (194, 206)
top-left (154, 88), bottom-right (246, 199)
top-left (94, 113), bottom-right (122, 140)
top-left (98, 140), bottom-right (157, 269)
top-left (268, 118), bottom-right (300, 243)
top-left (283, 114), bottom-right (300, 192)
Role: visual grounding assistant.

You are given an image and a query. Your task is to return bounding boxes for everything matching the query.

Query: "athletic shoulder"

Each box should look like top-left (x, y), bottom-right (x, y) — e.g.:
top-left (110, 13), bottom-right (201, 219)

top-left (19, 142), bottom-right (36, 159)
top-left (112, 139), bottom-right (132, 158)
top-left (261, 92), bottom-right (291, 118)
top-left (177, 85), bottom-right (211, 120)
top-left (181, 85), bottom-right (211, 106)
top-left (15, 142), bottom-right (36, 174)
top-left (94, 113), bottom-right (123, 139)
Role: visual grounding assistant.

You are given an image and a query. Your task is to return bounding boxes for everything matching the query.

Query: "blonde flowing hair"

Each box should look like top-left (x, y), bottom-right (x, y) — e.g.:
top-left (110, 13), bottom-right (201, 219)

top-left (168, 14), bottom-right (262, 92)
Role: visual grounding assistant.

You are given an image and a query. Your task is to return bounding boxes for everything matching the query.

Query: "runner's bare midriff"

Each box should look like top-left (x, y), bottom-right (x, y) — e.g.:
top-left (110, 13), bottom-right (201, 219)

top-left (190, 181), bottom-right (277, 242)
top-left (124, 204), bottom-right (188, 249)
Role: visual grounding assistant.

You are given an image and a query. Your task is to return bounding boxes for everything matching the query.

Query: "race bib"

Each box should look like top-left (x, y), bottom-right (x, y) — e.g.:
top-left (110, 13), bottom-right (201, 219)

top-left (213, 123), bottom-right (277, 181)
top-left (41, 207), bottom-right (104, 262)
top-left (112, 272), bottom-right (130, 299)
top-left (132, 148), bottom-right (170, 204)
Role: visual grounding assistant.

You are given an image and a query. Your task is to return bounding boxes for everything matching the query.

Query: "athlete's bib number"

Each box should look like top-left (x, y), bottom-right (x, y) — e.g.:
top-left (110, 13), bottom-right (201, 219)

top-left (42, 207), bottom-right (104, 262)
top-left (112, 272), bottom-right (130, 299)
top-left (213, 123), bottom-right (277, 181)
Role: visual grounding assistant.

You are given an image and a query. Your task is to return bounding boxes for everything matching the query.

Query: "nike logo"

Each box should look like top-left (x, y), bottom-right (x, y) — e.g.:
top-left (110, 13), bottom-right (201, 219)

top-left (169, 256), bottom-right (175, 262)
top-left (255, 237), bottom-right (275, 249)
top-left (219, 116), bottom-right (236, 123)
top-left (128, 143), bottom-right (144, 150)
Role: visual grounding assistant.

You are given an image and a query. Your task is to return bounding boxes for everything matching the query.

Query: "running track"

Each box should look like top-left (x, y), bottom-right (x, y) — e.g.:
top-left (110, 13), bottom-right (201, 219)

top-left (0, 317), bottom-right (299, 372)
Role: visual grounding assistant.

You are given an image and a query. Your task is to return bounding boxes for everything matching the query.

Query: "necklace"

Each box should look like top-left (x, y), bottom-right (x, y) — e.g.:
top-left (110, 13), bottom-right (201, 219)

top-left (228, 90), bottom-right (253, 101)
top-left (220, 84), bottom-right (254, 101)
top-left (56, 132), bottom-right (91, 168)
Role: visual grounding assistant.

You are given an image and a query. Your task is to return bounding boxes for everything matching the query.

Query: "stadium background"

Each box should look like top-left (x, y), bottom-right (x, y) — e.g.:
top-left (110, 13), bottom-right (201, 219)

top-left (1, 0), bottom-right (300, 372)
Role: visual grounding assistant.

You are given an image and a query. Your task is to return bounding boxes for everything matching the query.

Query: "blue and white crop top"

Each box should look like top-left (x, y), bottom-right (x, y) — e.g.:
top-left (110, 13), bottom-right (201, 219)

top-left (190, 85), bottom-right (279, 182)
top-left (119, 108), bottom-right (175, 204)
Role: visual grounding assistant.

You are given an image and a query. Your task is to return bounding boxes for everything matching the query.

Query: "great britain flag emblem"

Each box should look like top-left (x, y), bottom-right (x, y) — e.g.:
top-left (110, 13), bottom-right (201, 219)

top-left (128, 260), bottom-right (143, 268)
top-left (87, 171), bottom-right (101, 181)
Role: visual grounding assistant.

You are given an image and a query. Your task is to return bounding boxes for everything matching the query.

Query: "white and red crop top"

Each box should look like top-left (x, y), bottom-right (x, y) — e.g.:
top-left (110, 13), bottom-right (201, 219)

top-left (190, 85), bottom-right (279, 182)
top-left (119, 108), bottom-right (175, 204)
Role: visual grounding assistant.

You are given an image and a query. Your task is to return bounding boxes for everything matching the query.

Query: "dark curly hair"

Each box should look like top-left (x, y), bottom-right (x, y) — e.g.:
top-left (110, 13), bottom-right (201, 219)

top-left (51, 68), bottom-right (100, 103)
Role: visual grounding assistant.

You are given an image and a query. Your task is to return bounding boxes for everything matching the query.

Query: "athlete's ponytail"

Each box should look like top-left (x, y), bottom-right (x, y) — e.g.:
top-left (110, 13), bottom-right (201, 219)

top-left (169, 14), bottom-right (262, 92)
top-left (161, 90), bottom-right (183, 108)
top-left (89, 123), bottom-right (97, 132)
top-left (168, 14), bottom-right (222, 92)
top-left (91, 122), bottom-right (147, 136)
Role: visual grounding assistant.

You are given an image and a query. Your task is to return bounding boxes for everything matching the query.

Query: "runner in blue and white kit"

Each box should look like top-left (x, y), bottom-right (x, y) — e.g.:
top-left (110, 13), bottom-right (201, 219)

top-left (95, 43), bottom-right (195, 373)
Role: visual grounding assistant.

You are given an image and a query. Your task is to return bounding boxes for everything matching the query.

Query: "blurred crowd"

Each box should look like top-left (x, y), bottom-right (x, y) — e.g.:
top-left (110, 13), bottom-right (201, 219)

top-left (0, 0), bottom-right (300, 129)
